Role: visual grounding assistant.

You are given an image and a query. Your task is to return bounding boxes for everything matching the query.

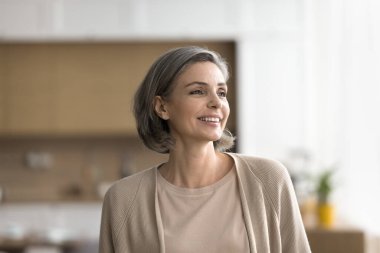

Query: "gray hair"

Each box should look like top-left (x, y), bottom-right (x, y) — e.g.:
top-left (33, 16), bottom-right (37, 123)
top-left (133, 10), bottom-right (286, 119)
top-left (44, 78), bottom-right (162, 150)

top-left (133, 46), bottom-right (235, 154)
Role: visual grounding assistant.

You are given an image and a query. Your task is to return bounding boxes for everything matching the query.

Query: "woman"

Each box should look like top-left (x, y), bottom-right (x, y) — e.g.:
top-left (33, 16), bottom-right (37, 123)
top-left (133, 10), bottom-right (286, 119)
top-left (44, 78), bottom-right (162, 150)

top-left (99, 46), bottom-right (311, 253)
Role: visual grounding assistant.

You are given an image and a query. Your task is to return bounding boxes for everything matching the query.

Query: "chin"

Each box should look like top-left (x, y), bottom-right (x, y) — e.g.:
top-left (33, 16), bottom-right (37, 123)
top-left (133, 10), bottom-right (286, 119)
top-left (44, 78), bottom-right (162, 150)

top-left (208, 134), bottom-right (223, 142)
top-left (196, 130), bottom-right (223, 143)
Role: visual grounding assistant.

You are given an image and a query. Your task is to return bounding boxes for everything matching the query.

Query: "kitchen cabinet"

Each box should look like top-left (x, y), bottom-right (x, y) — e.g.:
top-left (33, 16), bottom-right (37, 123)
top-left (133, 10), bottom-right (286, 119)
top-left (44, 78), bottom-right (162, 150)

top-left (4, 45), bottom-right (56, 135)
top-left (307, 228), bottom-right (365, 253)
top-left (52, 44), bottom-right (140, 135)
top-left (0, 46), bottom-right (6, 131)
top-left (0, 42), bottom-right (236, 136)
top-left (0, 0), bottom-right (240, 41)
top-left (0, 43), bottom-right (139, 136)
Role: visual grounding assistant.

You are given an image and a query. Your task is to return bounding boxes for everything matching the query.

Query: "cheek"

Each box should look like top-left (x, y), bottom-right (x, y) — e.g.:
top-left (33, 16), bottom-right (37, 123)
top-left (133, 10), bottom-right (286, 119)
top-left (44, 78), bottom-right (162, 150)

top-left (223, 102), bottom-right (230, 117)
top-left (168, 101), bottom-right (194, 119)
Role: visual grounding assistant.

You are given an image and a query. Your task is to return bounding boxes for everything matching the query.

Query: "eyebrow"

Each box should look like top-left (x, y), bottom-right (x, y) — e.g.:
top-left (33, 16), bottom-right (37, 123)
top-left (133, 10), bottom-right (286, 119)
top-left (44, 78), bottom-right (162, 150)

top-left (185, 81), bottom-right (227, 88)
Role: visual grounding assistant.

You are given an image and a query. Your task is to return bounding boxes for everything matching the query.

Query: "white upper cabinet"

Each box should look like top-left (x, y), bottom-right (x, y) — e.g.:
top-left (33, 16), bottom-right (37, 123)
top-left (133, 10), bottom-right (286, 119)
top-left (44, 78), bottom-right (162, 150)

top-left (0, 0), bottom-right (49, 37)
top-left (0, 0), bottom-right (302, 40)
top-left (0, 0), bottom-right (245, 40)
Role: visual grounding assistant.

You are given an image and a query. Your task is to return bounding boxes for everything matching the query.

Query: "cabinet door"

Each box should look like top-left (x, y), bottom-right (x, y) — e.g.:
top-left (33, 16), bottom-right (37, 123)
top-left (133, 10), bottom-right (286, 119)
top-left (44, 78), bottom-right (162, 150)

top-left (54, 44), bottom-right (139, 135)
top-left (0, 47), bottom-right (5, 132)
top-left (4, 45), bottom-right (56, 135)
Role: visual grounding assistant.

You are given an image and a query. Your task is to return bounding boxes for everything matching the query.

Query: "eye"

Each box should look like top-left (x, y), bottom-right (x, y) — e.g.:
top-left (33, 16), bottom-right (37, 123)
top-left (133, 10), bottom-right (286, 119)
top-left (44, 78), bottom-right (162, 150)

top-left (190, 89), bottom-right (206, 95)
top-left (218, 89), bottom-right (227, 98)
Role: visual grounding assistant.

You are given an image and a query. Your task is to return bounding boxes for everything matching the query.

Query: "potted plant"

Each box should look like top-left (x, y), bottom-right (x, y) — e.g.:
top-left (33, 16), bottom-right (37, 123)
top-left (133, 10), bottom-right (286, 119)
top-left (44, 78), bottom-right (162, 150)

top-left (316, 169), bottom-right (335, 228)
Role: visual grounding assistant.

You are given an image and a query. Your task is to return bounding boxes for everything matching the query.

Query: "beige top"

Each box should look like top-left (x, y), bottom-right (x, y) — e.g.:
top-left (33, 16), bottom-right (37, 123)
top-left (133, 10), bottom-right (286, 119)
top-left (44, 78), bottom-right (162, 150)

top-left (157, 167), bottom-right (250, 253)
top-left (99, 153), bottom-right (311, 253)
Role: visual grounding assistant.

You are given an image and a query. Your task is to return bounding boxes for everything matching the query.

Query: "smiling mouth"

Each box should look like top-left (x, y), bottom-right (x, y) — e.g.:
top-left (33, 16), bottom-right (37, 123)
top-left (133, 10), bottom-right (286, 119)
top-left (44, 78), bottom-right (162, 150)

top-left (198, 117), bottom-right (221, 123)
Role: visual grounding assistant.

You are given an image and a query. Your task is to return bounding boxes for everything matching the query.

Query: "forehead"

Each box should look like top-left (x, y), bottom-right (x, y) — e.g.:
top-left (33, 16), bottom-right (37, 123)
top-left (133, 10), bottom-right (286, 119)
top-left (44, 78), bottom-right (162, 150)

top-left (176, 61), bottom-right (226, 83)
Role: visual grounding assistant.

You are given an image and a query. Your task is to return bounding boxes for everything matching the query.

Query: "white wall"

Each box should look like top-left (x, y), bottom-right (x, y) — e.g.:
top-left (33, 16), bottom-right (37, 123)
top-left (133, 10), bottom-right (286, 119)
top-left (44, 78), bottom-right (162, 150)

top-left (1, 0), bottom-right (380, 236)
top-left (298, 0), bottom-right (380, 234)
top-left (238, 0), bottom-right (380, 236)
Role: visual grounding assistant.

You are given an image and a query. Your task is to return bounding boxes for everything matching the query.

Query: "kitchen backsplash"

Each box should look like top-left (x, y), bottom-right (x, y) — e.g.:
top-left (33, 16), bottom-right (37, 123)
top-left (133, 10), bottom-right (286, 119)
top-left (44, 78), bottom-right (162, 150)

top-left (0, 136), bottom-right (167, 202)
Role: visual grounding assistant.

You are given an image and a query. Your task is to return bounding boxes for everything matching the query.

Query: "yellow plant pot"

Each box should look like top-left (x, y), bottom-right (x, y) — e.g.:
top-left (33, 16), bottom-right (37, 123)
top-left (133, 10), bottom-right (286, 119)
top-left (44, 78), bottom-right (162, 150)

top-left (317, 203), bottom-right (335, 228)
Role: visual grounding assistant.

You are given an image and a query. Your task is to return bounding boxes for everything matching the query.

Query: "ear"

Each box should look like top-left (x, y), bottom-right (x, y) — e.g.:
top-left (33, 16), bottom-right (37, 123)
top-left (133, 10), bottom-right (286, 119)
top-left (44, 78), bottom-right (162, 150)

top-left (154, 96), bottom-right (169, 120)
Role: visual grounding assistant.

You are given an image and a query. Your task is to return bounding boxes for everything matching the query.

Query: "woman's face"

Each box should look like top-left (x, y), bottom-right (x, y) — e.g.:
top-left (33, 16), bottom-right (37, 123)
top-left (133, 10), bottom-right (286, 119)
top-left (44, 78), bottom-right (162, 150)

top-left (156, 61), bottom-right (230, 146)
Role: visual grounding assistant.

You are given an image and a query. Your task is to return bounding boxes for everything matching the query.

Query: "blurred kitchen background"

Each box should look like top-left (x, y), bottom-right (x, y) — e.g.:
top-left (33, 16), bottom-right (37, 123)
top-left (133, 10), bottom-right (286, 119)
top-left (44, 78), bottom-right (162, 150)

top-left (0, 0), bottom-right (379, 252)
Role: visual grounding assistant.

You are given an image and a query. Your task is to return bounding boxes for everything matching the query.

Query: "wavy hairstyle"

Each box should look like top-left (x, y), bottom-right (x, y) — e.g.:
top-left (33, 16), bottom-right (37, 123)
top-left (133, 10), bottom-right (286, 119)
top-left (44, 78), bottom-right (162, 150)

top-left (133, 46), bottom-right (235, 153)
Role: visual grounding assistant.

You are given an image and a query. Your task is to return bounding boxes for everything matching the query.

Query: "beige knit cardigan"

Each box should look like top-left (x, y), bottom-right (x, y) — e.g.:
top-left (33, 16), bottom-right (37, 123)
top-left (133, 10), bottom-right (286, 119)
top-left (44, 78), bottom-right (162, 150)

top-left (99, 153), bottom-right (311, 253)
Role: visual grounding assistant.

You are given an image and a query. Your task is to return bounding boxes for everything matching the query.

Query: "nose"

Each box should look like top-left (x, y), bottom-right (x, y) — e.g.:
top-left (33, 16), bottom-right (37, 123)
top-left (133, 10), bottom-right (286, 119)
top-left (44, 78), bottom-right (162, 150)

top-left (207, 93), bottom-right (222, 109)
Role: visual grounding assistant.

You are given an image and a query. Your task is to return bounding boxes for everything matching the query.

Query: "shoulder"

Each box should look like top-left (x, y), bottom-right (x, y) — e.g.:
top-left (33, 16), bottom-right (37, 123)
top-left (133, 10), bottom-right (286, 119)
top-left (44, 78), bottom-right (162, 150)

top-left (102, 167), bottom-right (156, 219)
top-left (228, 152), bottom-right (290, 185)
top-left (100, 167), bottom-right (158, 247)
top-left (109, 167), bottom-right (156, 193)
top-left (105, 167), bottom-right (156, 201)
top-left (228, 153), bottom-right (294, 202)
top-left (229, 152), bottom-right (296, 211)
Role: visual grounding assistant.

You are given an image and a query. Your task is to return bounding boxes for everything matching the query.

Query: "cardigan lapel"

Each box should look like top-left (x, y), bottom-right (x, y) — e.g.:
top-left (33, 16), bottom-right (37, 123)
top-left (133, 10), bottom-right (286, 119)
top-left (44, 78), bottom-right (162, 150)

top-left (227, 153), bottom-right (257, 253)
top-left (154, 167), bottom-right (166, 253)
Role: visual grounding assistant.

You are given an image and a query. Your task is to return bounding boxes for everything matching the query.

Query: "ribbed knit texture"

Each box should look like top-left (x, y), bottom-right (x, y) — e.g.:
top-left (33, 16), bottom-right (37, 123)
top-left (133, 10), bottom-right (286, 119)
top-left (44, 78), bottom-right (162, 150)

top-left (99, 153), bottom-right (311, 253)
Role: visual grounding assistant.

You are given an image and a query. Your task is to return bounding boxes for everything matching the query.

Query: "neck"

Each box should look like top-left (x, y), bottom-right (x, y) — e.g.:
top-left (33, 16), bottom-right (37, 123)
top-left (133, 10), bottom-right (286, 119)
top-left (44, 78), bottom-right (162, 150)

top-left (159, 142), bottom-right (230, 188)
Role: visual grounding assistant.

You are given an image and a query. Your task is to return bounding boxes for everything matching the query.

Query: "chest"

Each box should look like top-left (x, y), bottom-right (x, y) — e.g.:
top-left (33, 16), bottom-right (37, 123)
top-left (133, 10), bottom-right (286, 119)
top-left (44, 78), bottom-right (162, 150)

top-left (156, 170), bottom-right (250, 253)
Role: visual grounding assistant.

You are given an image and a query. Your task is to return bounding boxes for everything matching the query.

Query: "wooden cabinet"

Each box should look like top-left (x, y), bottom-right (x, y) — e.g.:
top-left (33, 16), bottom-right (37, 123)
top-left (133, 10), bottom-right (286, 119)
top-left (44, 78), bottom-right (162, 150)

top-left (0, 46), bottom-right (5, 131)
top-left (52, 44), bottom-right (140, 135)
top-left (0, 42), bottom-right (236, 136)
top-left (5, 45), bottom-right (56, 134)
top-left (307, 228), bottom-right (365, 253)
top-left (0, 44), bottom-right (139, 136)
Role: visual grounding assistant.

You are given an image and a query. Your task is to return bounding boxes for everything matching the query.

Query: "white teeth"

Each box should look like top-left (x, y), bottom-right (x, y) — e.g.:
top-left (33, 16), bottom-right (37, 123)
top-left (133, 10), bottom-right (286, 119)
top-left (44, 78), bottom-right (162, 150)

top-left (199, 117), bottom-right (220, 123)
